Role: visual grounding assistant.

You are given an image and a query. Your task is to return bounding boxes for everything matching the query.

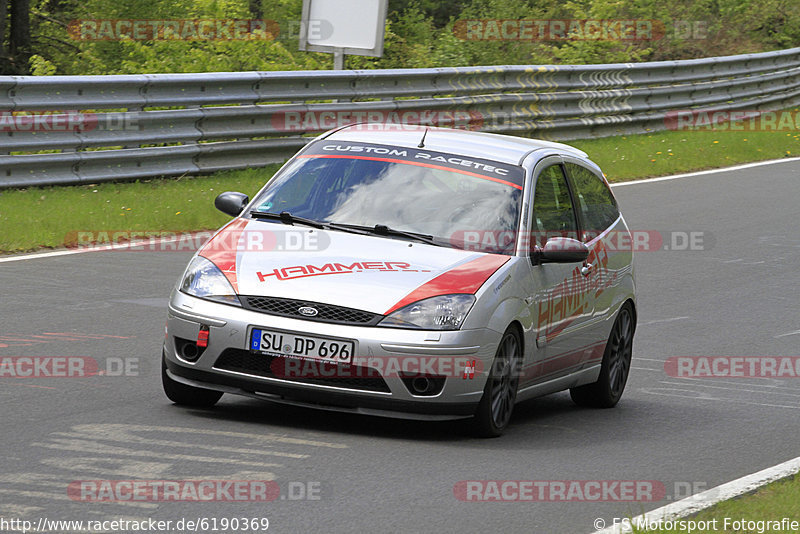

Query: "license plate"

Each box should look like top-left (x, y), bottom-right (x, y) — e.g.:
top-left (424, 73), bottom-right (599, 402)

top-left (249, 328), bottom-right (354, 364)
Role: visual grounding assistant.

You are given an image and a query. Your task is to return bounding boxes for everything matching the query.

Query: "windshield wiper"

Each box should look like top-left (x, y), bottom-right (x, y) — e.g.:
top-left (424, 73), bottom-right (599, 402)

top-left (250, 211), bottom-right (375, 237)
top-left (250, 212), bottom-right (450, 247)
top-left (249, 211), bottom-right (327, 229)
top-left (329, 223), bottom-right (451, 248)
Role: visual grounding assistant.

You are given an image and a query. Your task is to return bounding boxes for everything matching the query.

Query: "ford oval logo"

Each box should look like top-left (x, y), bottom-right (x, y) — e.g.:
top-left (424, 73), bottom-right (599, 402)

top-left (298, 306), bottom-right (319, 317)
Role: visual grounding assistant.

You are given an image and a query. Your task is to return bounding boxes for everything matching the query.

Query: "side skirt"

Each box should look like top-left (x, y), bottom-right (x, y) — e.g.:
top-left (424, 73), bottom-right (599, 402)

top-left (515, 364), bottom-right (602, 403)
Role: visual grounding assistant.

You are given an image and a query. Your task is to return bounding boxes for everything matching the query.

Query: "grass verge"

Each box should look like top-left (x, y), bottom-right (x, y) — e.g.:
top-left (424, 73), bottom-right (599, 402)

top-left (0, 166), bottom-right (281, 253)
top-left (570, 128), bottom-right (798, 182)
top-left (630, 474), bottom-right (800, 533)
top-left (1, 128), bottom-right (798, 253)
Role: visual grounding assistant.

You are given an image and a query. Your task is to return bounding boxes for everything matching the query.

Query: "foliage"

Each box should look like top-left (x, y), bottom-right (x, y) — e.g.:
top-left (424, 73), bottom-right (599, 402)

top-left (4, 0), bottom-right (800, 74)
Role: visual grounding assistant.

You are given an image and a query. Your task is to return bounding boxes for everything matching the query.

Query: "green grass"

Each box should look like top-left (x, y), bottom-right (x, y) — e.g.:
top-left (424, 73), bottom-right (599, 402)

top-left (0, 166), bottom-right (281, 253)
top-left (631, 474), bottom-right (800, 533)
top-left (570, 129), bottom-right (799, 182)
top-left (1, 127), bottom-right (799, 253)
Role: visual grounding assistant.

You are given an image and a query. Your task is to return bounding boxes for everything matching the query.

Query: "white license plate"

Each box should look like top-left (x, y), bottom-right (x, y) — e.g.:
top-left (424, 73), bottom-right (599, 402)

top-left (249, 328), bottom-right (354, 364)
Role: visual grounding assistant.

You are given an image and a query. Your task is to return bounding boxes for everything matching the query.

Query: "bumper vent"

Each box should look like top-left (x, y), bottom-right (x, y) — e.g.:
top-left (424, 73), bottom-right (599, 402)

top-left (214, 349), bottom-right (391, 393)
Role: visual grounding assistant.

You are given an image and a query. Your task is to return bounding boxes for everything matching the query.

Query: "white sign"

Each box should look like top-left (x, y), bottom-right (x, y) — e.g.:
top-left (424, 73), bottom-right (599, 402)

top-left (299, 0), bottom-right (388, 57)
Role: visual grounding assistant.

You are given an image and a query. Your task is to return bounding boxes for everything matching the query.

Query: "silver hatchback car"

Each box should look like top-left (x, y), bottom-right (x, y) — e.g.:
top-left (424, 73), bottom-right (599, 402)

top-left (162, 124), bottom-right (636, 436)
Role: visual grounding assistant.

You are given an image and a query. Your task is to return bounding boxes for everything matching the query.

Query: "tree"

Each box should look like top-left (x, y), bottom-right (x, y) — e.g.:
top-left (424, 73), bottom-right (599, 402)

top-left (0, 0), bottom-right (31, 73)
top-left (0, 0), bottom-right (7, 71)
top-left (248, 0), bottom-right (262, 19)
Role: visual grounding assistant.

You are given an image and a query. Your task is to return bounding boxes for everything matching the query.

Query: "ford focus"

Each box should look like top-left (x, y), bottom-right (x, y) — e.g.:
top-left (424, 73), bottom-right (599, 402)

top-left (162, 124), bottom-right (636, 437)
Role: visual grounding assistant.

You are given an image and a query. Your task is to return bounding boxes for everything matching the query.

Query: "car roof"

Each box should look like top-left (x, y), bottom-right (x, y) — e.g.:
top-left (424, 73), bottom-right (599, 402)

top-left (320, 124), bottom-right (589, 166)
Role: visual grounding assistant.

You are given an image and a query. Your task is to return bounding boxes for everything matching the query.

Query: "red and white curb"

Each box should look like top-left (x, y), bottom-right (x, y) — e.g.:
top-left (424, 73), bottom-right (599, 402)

top-left (591, 454), bottom-right (800, 533)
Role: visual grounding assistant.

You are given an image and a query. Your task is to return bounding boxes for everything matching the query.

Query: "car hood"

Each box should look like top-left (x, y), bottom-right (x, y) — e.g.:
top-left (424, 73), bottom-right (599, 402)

top-left (198, 218), bottom-right (510, 315)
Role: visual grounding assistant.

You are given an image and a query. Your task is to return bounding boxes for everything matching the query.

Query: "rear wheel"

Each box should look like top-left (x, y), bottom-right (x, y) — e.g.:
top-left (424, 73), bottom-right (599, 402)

top-left (162, 352), bottom-right (223, 407)
top-left (473, 328), bottom-right (521, 437)
top-left (570, 302), bottom-right (634, 408)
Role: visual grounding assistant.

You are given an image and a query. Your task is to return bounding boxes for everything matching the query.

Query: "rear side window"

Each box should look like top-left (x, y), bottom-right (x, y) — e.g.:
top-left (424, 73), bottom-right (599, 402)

top-left (531, 164), bottom-right (578, 248)
top-left (565, 163), bottom-right (620, 239)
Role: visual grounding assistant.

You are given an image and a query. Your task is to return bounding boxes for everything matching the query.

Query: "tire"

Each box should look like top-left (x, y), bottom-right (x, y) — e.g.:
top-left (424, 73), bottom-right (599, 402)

top-left (473, 327), bottom-right (522, 437)
top-left (570, 302), bottom-right (634, 408)
top-left (162, 352), bottom-right (223, 407)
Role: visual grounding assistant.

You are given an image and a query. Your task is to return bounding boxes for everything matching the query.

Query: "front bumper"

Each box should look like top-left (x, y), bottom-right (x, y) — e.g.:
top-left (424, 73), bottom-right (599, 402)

top-left (164, 290), bottom-right (502, 419)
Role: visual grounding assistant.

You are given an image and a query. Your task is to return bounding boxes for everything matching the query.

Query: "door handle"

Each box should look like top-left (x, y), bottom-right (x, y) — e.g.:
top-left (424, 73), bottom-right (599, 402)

top-left (580, 263), bottom-right (594, 276)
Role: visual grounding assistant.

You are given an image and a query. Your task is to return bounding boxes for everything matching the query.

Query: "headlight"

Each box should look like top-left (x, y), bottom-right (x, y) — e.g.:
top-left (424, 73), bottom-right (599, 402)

top-left (179, 256), bottom-right (241, 307)
top-left (379, 294), bottom-right (475, 330)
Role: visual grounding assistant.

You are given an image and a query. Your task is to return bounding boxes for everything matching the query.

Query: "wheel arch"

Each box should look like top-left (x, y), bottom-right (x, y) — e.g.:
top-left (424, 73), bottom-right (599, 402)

top-left (506, 320), bottom-right (525, 354)
top-left (622, 297), bottom-right (637, 334)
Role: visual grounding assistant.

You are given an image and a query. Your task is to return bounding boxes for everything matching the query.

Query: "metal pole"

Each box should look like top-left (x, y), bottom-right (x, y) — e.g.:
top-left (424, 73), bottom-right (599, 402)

top-left (333, 49), bottom-right (344, 70)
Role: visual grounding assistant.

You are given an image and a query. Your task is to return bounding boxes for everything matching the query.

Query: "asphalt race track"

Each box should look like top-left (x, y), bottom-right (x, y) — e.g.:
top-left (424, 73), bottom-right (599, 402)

top-left (2, 159), bottom-right (800, 534)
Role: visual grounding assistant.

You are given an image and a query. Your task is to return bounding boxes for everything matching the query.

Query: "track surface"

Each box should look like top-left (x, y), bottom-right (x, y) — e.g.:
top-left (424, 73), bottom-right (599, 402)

top-left (2, 160), bottom-right (800, 533)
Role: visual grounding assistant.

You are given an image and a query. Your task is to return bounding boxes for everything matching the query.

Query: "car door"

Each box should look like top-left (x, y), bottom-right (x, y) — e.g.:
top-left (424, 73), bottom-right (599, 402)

top-left (521, 159), bottom-right (596, 384)
top-left (563, 159), bottom-right (626, 341)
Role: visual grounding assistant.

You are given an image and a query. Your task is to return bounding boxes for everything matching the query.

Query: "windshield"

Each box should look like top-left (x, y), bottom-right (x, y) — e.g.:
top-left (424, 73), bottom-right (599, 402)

top-left (250, 142), bottom-right (525, 254)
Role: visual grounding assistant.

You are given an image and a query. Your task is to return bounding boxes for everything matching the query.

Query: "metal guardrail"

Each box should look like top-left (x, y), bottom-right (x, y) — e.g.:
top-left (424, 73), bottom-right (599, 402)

top-left (2, 46), bottom-right (800, 188)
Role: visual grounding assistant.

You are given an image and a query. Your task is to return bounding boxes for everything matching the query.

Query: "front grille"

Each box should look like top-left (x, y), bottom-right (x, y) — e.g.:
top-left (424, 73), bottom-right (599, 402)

top-left (214, 349), bottom-right (391, 393)
top-left (240, 296), bottom-right (382, 325)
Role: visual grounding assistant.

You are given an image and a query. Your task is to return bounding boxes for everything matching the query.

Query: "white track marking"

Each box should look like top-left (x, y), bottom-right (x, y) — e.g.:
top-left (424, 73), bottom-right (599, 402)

top-left (775, 329), bottom-right (800, 338)
top-left (659, 380), bottom-right (800, 398)
top-left (33, 439), bottom-right (284, 468)
top-left (67, 423), bottom-right (348, 449)
top-left (665, 377), bottom-right (800, 391)
top-left (609, 156), bottom-right (800, 188)
top-left (0, 487), bottom-right (156, 508)
top-left (639, 316), bottom-right (690, 326)
top-left (644, 387), bottom-right (800, 410)
top-left (0, 233), bottom-right (204, 263)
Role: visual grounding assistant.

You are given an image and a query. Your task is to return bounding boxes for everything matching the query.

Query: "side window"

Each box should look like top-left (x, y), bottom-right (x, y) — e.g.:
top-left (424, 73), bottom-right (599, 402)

top-left (565, 163), bottom-right (620, 240)
top-left (531, 164), bottom-right (578, 248)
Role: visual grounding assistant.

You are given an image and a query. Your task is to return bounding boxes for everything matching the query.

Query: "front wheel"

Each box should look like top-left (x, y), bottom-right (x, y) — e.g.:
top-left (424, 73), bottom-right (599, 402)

top-left (162, 352), bottom-right (223, 407)
top-left (570, 302), bottom-right (634, 408)
top-left (473, 328), bottom-right (522, 437)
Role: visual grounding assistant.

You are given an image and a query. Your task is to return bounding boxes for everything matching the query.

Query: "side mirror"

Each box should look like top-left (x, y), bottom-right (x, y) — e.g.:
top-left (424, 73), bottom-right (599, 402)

top-left (214, 191), bottom-right (249, 217)
top-left (532, 237), bottom-right (589, 264)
